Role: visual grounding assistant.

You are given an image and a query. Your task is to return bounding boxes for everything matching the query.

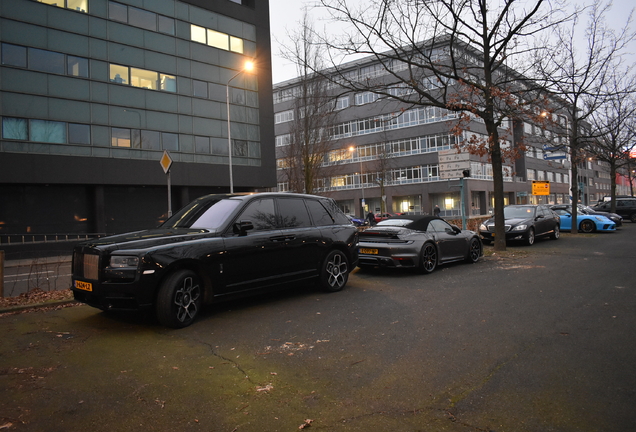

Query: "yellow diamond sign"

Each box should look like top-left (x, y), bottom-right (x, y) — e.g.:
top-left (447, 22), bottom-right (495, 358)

top-left (160, 150), bottom-right (173, 174)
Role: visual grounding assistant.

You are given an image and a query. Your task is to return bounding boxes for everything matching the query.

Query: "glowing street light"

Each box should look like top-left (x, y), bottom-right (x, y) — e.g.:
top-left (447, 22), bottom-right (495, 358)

top-left (226, 60), bottom-right (255, 193)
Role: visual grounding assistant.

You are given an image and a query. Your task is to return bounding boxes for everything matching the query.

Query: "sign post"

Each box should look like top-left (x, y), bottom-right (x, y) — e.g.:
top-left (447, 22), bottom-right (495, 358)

top-left (160, 151), bottom-right (174, 217)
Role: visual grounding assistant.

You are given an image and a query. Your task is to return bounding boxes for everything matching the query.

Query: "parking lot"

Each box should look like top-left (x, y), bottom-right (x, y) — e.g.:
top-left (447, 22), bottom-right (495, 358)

top-left (1, 225), bottom-right (635, 432)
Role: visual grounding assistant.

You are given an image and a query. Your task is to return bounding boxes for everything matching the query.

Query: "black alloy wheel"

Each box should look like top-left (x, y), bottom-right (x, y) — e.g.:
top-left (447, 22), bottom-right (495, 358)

top-left (580, 220), bottom-right (595, 233)
top-left (156, 269), bottom-right (203, 329)
top-left (320, 250), bottom-right (349, 292)
top-left (419, 242), bottom-right (438, 274)
top-left (465, 238), bottom-right (482, 263)
top-left (630, 213), bottom-right (636, 223)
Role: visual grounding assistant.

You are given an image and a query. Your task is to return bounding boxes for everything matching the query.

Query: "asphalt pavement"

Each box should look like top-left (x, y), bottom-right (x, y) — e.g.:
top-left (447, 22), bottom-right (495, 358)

top-left (1, 225), bottom-right (635, 432)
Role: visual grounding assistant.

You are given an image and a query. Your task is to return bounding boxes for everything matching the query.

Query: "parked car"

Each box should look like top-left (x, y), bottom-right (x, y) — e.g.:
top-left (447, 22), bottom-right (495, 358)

top-left (346, 214), bottom-right (369, 227)
top-left (71, 193), bottom-right (359, 328)
top-left (592, 198), bottom-right (636, 223)
top-left (550, 205), bottom-right (616, 232)
top-left (577, 204), bottom-right (622, 227)
top-left (358, 215), bottom-right (482, 273)
top-left (374, 213), bottom-right (394, 223)
top-left (479, 204), bottom-right (560, 246)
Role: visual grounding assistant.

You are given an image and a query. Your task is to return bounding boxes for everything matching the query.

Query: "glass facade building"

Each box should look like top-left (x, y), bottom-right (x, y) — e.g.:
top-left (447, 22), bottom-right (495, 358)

top-left (0, 0), bottom-right (275, 237)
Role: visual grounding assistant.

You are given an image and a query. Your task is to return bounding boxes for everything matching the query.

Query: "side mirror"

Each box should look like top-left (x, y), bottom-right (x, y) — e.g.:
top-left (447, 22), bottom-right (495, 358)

top-left (233, 220), bottom-right (254, 236)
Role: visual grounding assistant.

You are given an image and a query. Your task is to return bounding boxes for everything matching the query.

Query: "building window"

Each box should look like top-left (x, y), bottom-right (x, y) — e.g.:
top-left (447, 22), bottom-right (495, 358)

top-left (130, 67), bottom-right (158, 90)
top-left (38, 0), bottom-right (88, 12)
top-left (275, 110), bottom-right (294, 124)
top-left (108, 2), bottom-right (175, 35)
top-left (67, 56), bottom-right (89, 77)
top-left (140, 130), bottom-right (160, 150)
top-left (68, 123), bottom-right (90, 144)
top-left (336, 96), bottom-right (349, 110)
top-left (30, 120), bottom-right (66, 143)
top-left (160, 74), bottom-right (176, 92)
top-left (195, 136), bottom-right (210, 153)
top-left (190, 25), bottom-right (246, 54)
top-left (2, 117), bottom-right (28, 140)
top-left (109, 64), bottom-right (129, 84)
top-left (1, 44), bottom-right (27, 67)
top-left (162, 133), bottom-right (179, 151)
top-left (193, 80), bottom-right (208, 98)
top-left (275, 134), bottom-right (291, 147)
top-left (129, 6), bottom-right (156, 31)
top-left (112, 128), bottom-right (131, 147)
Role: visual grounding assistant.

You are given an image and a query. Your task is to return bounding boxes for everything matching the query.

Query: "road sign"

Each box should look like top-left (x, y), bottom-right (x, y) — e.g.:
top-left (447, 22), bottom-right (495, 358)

top-left (438, 152), bottom-right (470, 163)
top-left (532, 181), bottom-right (550, 195)
top-left (543, 154), bottom-right (567, 160)
top-left (160, 150), bottom-right (173, 174)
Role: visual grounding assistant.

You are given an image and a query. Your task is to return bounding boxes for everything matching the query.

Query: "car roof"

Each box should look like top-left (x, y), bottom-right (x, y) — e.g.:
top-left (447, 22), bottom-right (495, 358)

top-left (383, 215), bottom-right (444, 231)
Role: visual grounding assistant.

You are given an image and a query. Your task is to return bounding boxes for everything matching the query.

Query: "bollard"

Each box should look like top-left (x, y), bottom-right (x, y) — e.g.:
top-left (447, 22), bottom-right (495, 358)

top-left (0, 250), bottom-right (4, 298)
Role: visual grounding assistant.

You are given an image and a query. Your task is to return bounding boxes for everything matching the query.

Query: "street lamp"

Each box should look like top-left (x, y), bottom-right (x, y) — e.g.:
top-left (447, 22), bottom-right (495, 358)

top-left (226, 60), bottom-right (254, 193)
top-left (349, 146), bottom-right (365, 217)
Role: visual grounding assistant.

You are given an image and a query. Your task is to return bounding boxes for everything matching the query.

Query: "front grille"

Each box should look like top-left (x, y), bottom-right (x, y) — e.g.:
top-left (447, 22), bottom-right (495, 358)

top-left (73, 251), bottom-right (100, 280)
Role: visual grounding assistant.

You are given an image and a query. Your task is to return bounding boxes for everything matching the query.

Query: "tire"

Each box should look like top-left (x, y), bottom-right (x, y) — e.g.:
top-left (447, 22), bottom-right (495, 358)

top-left (465, 238), bottom-right (482, 263)
top-left (319, 250), bottom-right (349, 292)
top-left (551, 224), bottom-right (560, 240)
top-left (525, 228), bottom-right (535, 246)
top-left (579, 220), bottom-right (595, 233)
top-left (630, 213), bottom-right (636, 223)
top-left (419, 242), bottom-right (437, 274)
top-left (156, 269), bottom-right (203, 329)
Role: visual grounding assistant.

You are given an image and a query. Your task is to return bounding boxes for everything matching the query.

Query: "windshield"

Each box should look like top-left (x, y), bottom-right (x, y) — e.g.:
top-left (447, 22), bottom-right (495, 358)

top-left (376, 219), bottom-right (412, 227)
top-left (503, 206), bottom-right (535, 219)
top-left (161, 198), bottom-right (241, 230)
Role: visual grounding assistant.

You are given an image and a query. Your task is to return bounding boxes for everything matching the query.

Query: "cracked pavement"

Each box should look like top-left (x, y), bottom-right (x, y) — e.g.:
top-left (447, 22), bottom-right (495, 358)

top-left (1, 226), bottom-right (635, 431)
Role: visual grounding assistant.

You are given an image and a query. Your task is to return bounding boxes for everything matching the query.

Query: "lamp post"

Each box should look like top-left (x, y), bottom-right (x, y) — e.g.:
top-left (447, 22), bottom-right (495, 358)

top-left (349, 146), bottom-right (365, 217)
top-left (226, 60), bottom-right (254, 193)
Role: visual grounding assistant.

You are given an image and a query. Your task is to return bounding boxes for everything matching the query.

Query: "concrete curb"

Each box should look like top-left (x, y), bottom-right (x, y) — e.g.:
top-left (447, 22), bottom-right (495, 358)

top-left (0, 299), bottom-right (79, 314)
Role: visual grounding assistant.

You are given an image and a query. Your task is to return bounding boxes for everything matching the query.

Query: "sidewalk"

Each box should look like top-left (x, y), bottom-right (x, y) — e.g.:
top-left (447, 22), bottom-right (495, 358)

top-left (1, 254), bottom-right (73, 299)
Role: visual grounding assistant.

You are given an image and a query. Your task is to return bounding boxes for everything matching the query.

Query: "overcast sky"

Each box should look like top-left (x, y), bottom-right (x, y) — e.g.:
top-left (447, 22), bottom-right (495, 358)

top-left (268, 0), bottom-right (636, 84)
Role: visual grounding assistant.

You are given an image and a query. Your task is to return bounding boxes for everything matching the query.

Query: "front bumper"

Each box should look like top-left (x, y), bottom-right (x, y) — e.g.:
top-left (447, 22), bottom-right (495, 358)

top-left (71, 276), bottom-right (158, 311)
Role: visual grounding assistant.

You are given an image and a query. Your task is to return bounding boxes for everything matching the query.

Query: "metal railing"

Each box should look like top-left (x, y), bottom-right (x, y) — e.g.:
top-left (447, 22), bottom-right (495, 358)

top-left (0, 233), bottom-right (106, 245)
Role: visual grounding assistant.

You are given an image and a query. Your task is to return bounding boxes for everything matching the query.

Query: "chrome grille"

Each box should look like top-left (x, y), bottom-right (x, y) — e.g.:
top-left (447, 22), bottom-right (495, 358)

top-left (83, 254), bottom-right (99, 280)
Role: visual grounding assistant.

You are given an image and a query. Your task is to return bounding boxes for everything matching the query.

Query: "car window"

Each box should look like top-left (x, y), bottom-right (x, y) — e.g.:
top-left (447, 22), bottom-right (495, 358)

top-left (377, 218), bottom-right (411, 227)
top-left (164, 198), bottom-right (240, 229)
top-left (276, 198), bottom-right (312, 228)
top-left (504, 206), bottom-right (535, 218)
top-left (305, 199), bottom-right (334, 226)
top-left (236, 199), bottom-right (277, 231)
top-left (322, 199), bottom-right (350, 225)
top-left (428, 219), bottom-right (453, 233)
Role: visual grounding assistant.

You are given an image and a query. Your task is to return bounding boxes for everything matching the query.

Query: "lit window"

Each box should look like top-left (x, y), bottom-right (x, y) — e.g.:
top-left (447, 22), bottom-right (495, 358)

top-left (67, 0), bottom-right (87, 12)
top-left (207, 29), bottom-right (229, 50)
top-left (191, 25), bottom-right (207, 44)
top-left (109, 64), bottom-right (129, 84)
top-left (130, 68), bottom-right (158, 90)
top-left (230, 36), bottom-right (244, 53)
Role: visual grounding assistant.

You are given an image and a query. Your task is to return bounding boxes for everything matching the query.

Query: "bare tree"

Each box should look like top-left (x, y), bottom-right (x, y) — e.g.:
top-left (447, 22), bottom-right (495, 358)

top-left (532, 0), bottom-right (635, 231)
top-left (304, 0), bottom-right (569, 251)
top-left (588, 70), bottom-right (636, 211)
top-left (278, 11), bottom-right (339, 195)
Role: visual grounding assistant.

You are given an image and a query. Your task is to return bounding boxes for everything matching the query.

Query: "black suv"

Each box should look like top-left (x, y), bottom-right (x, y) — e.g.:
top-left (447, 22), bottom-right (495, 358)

top-left (479, 204), bottom-right (560, 246)
top-left (592, 198), bottom-right (636, 223)
top-left (71, 193), bottom-right (359, 328)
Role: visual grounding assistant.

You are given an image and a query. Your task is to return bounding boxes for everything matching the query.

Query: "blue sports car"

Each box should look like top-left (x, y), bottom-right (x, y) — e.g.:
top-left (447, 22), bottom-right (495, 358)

top-left (550, 206), bottom-right (616, 232)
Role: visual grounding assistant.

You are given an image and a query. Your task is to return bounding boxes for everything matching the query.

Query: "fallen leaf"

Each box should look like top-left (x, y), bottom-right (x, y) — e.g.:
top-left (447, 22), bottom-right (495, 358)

top-left (299, 419), bottom-right (314, 429)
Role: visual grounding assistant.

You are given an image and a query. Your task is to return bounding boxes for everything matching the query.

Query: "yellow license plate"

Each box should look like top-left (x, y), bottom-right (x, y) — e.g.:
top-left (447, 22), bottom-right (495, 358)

top-left (360, 248), bottom-right (378, 255)
top-left (75, 280), bottom-right (93, 292)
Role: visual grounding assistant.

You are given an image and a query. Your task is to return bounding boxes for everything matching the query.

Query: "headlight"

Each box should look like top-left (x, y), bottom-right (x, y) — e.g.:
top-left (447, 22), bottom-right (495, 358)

top-left (109, 256), bottom-right (139, 268)
top-left (511, 224), bottom-right (527, 231)
top-left (479, 224), bottom-right (487, 231)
